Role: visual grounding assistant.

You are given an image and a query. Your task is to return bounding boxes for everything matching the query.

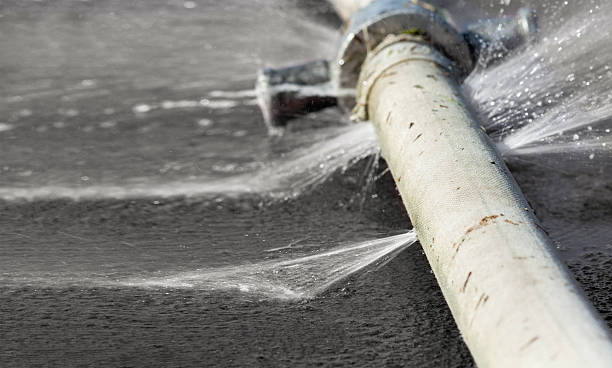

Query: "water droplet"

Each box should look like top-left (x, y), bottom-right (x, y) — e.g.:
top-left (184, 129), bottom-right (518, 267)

top-left (0, 123), bottom-right (13, 132)
top-left (60, 108), bottom-right (79, 117)
top-left (99, 121), bottom-right (117, 128)
top-left (18, 109), bottom-right (32, 117)
top-left (81, 79), bottom-right (96, 87)
top-left (133, 104), bottom-right (152, 113)
top-left (197, 118), bottom-right (213, 127)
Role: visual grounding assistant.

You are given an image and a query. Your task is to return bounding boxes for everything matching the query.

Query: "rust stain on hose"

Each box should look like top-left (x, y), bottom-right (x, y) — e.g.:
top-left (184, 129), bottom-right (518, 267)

top-left (461, 271), bottom-right (472, 293)
top-left (451, 214), bottom-right (503, 261)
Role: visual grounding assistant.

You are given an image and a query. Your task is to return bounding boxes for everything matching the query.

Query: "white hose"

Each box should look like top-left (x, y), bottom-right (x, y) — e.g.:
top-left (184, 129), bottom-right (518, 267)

top-left (358, 35), bottom-right (612, 368)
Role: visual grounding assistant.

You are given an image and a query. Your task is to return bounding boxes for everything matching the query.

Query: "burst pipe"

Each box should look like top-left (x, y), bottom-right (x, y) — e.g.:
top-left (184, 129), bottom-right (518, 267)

top-left (256, 0), bottom-right (612, 366)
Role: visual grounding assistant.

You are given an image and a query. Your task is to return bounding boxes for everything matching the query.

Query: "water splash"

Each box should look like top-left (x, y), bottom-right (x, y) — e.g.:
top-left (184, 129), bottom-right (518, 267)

top-left (121, 231), bottom-right (417, 299)
top-left (131, 96), bottom-right (256, 115)
top-left (465, 2), bottom-right (612, 161)
top-left (0, 123), bottom-right (378, 201)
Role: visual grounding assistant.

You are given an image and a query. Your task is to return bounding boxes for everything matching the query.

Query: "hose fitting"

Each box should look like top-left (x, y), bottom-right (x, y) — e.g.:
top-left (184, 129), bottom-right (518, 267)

top-left (333, 0), bottom-right (472, 111)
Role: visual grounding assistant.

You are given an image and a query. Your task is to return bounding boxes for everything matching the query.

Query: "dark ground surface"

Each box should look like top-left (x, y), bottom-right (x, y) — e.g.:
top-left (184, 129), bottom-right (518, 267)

top-left (1, 0), bottom-right (611, 367)
top-left (1, 161), bottom-right (478, 368)
top-left (1, 159), bottom-right (611, 367)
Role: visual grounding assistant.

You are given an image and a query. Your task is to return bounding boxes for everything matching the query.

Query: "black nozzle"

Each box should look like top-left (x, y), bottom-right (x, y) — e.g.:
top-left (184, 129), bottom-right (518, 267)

top-left (255, 60), bottom-right (337, 134)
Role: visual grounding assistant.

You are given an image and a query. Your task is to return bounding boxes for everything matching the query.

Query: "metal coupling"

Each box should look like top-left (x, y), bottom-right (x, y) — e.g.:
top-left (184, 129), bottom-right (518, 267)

top-left (332, 0), bottom-right (472, 111)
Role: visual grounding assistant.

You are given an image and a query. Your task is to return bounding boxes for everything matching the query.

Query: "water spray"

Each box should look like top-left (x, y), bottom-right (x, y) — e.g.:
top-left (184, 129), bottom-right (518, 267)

top-left (256, 0), bottom-right (612, 367)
